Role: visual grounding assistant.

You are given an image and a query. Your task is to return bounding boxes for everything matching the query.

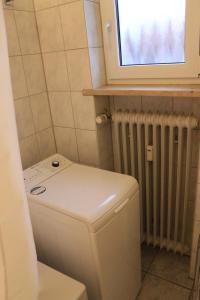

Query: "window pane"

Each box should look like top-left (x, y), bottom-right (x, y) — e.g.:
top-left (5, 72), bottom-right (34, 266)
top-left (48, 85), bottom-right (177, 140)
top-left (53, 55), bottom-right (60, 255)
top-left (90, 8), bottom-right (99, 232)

top-left (116, 0), bottom-right (186, 66)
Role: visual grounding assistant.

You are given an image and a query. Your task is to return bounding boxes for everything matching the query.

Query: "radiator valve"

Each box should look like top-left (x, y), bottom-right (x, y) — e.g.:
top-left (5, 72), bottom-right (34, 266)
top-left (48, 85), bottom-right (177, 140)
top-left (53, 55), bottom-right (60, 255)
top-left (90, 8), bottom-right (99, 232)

top-left (96, 113), bottom-right (110, 125)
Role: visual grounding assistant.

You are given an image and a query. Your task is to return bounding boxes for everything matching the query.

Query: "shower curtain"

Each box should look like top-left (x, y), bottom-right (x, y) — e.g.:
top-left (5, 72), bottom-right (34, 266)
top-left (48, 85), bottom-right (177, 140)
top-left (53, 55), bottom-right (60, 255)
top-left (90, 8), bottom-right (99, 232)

top-left (0, 1), bottom-right (39, 299)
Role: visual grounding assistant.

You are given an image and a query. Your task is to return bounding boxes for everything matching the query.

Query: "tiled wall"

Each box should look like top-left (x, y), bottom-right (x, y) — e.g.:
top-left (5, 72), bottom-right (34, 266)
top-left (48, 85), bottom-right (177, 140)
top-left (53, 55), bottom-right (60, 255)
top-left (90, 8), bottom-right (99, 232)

top-left (3, 0), bottom-right (56, 169)
top-left (34, 0), bottom-right (113, 169)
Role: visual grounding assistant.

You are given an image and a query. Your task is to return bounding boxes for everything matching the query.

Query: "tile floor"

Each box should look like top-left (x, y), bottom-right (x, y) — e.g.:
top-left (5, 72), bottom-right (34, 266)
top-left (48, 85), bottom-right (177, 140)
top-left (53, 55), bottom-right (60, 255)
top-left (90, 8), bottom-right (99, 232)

top-left (137, 244), bottom-right (194, 300)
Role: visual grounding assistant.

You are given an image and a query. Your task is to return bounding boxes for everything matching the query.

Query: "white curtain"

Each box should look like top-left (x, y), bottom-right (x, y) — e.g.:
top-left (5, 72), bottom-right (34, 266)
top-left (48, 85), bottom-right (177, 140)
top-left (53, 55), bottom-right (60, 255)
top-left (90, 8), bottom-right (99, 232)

top-left (0, 1), bottom-right (38, 299)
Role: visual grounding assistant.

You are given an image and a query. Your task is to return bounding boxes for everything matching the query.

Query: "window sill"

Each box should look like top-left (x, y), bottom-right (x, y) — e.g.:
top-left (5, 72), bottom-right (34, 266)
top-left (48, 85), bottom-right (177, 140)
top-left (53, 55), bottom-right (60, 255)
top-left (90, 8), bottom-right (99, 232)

top-left (82, 85), bottom-right (200, 98)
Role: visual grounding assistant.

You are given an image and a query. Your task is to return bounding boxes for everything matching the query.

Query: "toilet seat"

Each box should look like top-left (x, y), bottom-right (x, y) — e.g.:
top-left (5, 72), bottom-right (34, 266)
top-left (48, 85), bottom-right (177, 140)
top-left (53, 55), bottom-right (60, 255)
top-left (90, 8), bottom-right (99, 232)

top-left (38, 262), bottom-right (88, 300)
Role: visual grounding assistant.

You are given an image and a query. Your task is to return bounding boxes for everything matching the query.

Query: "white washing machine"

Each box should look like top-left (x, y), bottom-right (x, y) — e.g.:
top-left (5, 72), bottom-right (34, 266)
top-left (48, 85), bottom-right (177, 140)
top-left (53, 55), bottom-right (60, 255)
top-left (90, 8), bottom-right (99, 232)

top-left (24, 154), bottom-right (141, 300)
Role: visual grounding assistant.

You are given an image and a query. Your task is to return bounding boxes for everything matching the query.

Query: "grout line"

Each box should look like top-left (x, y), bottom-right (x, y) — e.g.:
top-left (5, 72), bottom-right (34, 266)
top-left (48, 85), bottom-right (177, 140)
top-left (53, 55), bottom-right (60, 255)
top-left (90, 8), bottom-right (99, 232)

top-left (32, 0), bottom-right (58, 156)
top-left (57, 1), bottom-right (80, 162)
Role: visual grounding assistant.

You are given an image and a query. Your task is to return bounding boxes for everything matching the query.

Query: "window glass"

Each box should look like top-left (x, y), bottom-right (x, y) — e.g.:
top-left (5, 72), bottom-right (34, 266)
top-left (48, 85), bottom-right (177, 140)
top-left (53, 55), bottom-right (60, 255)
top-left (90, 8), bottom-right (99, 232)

top-left (116, 0), bottom-right (186, 66)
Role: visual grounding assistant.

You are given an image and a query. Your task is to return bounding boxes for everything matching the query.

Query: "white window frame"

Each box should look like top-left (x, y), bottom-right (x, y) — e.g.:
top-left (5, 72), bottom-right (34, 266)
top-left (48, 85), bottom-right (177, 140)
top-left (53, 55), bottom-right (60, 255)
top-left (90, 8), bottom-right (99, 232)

top-left (100, 0), bottom-right (200, 81)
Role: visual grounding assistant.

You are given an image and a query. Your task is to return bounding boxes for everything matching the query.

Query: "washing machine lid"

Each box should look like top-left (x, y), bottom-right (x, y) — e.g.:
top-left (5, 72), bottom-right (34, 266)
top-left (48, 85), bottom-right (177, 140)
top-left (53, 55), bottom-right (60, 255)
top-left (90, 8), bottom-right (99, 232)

top-left (27, 164), bottom-right (138, 225)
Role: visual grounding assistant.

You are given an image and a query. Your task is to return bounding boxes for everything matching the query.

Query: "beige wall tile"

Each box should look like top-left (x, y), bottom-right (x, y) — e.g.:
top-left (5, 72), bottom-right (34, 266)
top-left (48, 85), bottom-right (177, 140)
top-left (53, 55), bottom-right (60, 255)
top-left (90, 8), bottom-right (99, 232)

top-left (23, 54), bottom-right (46, 95)
top-left (15, 97), bottom-right (35, 139)
top-left (76, 129), bottom-right (99, 166)
top-left (60, 1), bottom-right (87, 50)
top-left (84, 0), bottom-right (103, 47)
top-left (89, 47), bottom-right (106, 88)
top-left (9, 56), bottom-right (28, 99)
top-left (19, 135), bottom-right (40, 169)
top-left (43, 52), bottom-right (69, 91)
top-left (71, 92), bottom-right (96, 130)
top-left (100, 157), bottom-right (114, 171)
top-left (95, 96), bottom-right (110, 115)
top-left (114, 96), bottom-right (142, 111)
top-left (14, 0), bottom-right (34, 11)
top-left (59, 0), bottom-right (77, 4)
top-left (4, 10), bottom-right (20, 56)
top-left (194, 183), bottom-right (200, 221)
top-left (54, 126), bottom-right (78, 161)
top-left (142, 96), bottom-right (173, 113)
top-left (34, 0), bottom-right (58, 11)
top-left (97, 123), bottom-right (113, 164)
top-left (15, 11), bottom-right (40, 54)
top-left (36, 7), bottom-right (64, 52)
top-left (36, 128), bottom-right (56, 159)
top-left (49, 92), bottom-right (74, 127)
top-left (192, 99), bottom-right (200, 121)
top-left (66, 48), bottom-right (92, 91)
top-left (30, 93), bottom-right (52, 131)
top-left (173, 98), bottom-right (193, 115)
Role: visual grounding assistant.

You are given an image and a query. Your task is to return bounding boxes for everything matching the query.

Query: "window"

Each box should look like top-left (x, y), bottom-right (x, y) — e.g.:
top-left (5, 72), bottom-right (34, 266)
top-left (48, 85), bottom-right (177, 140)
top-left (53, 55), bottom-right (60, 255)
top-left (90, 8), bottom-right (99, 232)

top-left (100, 0), bottom-right (200, 81)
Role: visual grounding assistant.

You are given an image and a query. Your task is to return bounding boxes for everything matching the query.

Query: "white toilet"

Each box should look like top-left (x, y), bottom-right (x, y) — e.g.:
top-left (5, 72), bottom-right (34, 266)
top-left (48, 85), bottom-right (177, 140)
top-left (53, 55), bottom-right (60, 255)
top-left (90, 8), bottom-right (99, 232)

top-left (24, 154), bottom-right (141, 300)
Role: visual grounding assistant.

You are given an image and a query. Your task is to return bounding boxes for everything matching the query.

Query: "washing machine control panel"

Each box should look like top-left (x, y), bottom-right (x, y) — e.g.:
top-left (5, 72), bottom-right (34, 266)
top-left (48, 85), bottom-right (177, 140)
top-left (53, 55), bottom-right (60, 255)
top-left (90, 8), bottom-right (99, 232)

top-left (24, 154), bottom-right (72, 191)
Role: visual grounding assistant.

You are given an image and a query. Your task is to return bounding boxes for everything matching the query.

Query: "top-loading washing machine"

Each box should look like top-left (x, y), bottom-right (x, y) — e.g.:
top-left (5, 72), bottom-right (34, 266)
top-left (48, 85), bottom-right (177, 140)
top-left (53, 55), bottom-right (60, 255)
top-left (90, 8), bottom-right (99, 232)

top-left (24, 154), bottom-right (141, 300)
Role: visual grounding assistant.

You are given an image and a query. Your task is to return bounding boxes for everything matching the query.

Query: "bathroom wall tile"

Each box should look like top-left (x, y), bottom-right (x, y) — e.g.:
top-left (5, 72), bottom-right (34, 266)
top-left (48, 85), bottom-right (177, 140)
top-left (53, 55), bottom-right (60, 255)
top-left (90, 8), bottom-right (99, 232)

top-left (95, 96), bottom-right (110, 115)
top-left (89, 47), bottom-right (106, 88)
top-left (15, 11), bottom-right (40, 54)
top-left (194, 184), bottom-right (200, 221)
top-left (142, 96), bottom-right (173, 113)
top-left (3, 2), bottom-right (14, 9)
top-left (14, 0), bottom-right (34, 11)
top-left (67, 49), bottom-right (92, 91)
top-left (34, 0), bottom-right (58, 11)
top-left (59, 0), bottom-right (77, 4)
top-left (19, 135), bottom-right (40, 169)
top-left (36, 7), bottom-right (64, 52)
top-left (97, 123), bottom-right (113, 164)
top-left (4, 10), bottom-right (20, 56)
top-left (84, 1), bottom-right (103, 47)
top-left (43, 52), bottom-right (69, 91)
top-left (114, 96), bottom-right (142, 111)
top-left (192, 99), bottom-right (200, 121)
top-left (71, 92), bottom-right (96, 130)
top-left (100, 157), bottom-right (114, 171)
top-left (76, 129), bottom-right (99, 166)
top-left (60, 1), bottom-right (88, 50)
top-left (54, 127), bottom-right (78, 161)
top-left (9, 56), bottom-right (28, 99)
top-left (30, 93), bottom-right (52, 132)
top-left (49, 92), bottom-right (74, 127)
top-left (173, 97), bottom-right (193, 115)
top-left (23, 54), bottom-right (46, 95)
top-left (14, 97), bottom-right (35, 139)
top-left (36, 128), bottom-right (56, 159)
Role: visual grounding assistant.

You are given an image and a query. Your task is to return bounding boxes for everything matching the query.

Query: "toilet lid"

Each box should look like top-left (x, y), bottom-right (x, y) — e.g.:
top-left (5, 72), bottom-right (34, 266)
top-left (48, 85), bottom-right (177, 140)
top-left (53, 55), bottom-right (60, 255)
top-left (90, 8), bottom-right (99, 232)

top-left (27, 164), bottom-right (138, 226)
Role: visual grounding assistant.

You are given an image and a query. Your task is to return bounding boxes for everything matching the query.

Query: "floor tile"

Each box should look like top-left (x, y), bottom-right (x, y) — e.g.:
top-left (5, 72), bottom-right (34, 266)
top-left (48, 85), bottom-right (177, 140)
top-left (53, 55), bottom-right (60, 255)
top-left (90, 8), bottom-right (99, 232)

top-left (141, 244), bottom-right (159, 272)
top-left (149, 250), bottom-right (193, 289)
top-left (137, 274), bottom-right (190, 300)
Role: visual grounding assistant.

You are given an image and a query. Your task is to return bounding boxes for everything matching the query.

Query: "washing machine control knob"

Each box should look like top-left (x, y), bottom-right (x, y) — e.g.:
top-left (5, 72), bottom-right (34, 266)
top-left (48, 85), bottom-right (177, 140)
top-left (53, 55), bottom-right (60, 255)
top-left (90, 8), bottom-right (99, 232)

top-left (52, 161), bottom-right (60, 167)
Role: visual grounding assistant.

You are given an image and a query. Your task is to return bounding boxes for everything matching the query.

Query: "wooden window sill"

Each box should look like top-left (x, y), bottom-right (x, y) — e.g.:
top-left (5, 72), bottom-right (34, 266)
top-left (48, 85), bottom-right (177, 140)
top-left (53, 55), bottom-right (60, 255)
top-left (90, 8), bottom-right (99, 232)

top-left (82, 85), bottom-right (200, 98)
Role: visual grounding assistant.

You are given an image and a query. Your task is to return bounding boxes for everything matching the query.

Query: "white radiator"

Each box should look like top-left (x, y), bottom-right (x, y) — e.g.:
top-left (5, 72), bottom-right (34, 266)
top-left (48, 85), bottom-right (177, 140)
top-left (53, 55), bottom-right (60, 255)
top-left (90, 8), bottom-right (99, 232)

top-left (112, 111), bottom-right (198, 254)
